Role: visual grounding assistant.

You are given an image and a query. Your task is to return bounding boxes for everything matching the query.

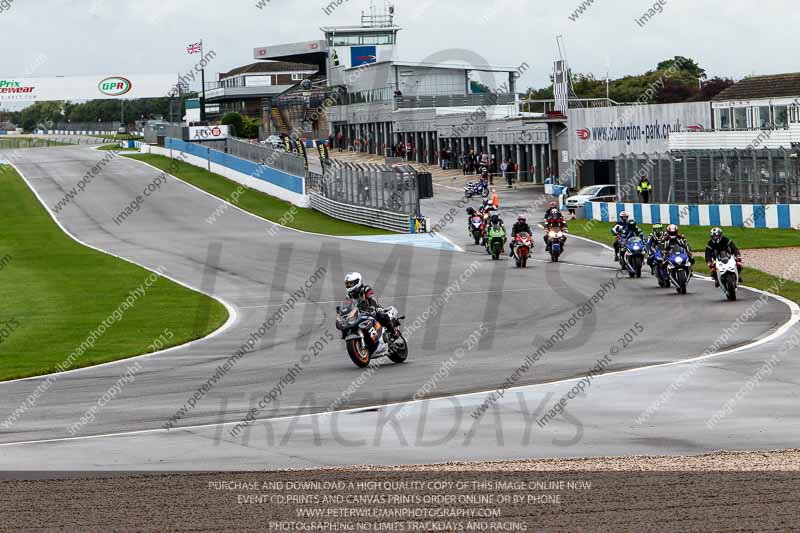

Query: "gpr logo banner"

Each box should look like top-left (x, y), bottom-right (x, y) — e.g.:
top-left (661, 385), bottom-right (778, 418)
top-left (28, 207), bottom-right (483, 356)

top-left (98, 77), bottom-right (133, 96)
top-left (576, 129), bottom-right (591, 140)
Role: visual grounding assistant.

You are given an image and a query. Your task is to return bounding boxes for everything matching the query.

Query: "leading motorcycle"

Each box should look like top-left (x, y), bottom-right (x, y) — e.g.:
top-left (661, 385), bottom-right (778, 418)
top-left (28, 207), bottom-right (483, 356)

top-left (335, 300), bottom-right (408, 368)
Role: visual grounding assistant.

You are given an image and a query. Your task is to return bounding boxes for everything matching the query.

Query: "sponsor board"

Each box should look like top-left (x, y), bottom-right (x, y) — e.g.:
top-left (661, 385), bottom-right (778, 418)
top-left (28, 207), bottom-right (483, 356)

top-left (0, 74), bottom-right (177, 102)
top-left (568, 102), bottom-right (712, 160)
top-left (350, 46), bottom-right (378, 67)
top-left (188, 125), bottom-right (230, 141)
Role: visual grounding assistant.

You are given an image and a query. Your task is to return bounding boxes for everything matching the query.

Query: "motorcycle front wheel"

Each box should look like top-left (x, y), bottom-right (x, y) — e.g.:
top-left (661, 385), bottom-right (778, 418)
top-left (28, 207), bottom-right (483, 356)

top-left (675, 270), bottom-right (688, 294)
top-left (346, 338), bottom-right (371, 368)
top-left (388, 334), bottom-right (408, 364)
top-left (723, 274), bottom-right (737, 301)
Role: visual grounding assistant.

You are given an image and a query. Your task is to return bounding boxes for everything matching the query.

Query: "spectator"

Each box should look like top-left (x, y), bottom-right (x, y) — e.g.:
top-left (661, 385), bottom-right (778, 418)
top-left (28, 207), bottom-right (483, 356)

top-left (500, 160), bottom-right (508, 185)
top-left (638, 176), bottom-right (653, 203)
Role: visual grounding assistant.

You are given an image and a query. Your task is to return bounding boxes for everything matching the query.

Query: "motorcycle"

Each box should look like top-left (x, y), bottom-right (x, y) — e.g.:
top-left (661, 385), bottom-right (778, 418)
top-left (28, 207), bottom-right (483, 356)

top-left (464, 178), bottom-right (490, 199)
top-left (546, 227), bottom-right (567, 262)
top-left (335, 300), bottom-right (408, 368)
top-left (649, 245), bottom-right (670, 288)
top-left (621, 236), bottom-right (645, 277)
top-left (486, 222), bottom-right (506, 260)
top-left (667, 246), bottom-right (693, 294)
top-left (468, 214), bottom-right (484, 245)
top-left (715, 252), bottom-right (739, 301)
top-left (512, 232), bottom-right (533, 268)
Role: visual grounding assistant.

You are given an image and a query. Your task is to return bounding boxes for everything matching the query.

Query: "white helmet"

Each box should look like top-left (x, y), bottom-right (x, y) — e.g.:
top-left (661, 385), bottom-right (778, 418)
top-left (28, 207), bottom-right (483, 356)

top-left (345, 272), bottom-right (363, 298)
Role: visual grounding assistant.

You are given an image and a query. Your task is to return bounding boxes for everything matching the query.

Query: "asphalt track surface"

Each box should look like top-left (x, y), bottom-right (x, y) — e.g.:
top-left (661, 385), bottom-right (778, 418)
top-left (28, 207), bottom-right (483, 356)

top-left (0, 146), bottom-right (797, 470)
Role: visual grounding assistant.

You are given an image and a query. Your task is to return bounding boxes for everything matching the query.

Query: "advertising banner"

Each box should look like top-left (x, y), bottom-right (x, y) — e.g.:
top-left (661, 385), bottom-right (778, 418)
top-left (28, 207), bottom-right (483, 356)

top-left (568, 102), bottom-right (712, 160)
top-left (0, 74), bottom-right (179, 102)
top-left (187, 125), bottom-right (229, 141)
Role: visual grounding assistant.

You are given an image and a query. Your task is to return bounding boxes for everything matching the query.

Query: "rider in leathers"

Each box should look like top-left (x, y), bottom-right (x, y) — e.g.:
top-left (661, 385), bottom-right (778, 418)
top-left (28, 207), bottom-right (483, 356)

top-left (610, 211), bottom-right (630, 261)
top-left (645, 223), bottom-right (666, 273)
top-left (662, 224), bottom-right (695, 265)
top-left (345, 273), bottom-right (397, 338)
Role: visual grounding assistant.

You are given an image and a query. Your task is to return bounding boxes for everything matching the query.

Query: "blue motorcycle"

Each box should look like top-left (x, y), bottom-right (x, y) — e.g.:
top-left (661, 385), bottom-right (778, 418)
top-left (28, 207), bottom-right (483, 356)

top-left (649, 245), bottom-right (670, 288)
top-left (464, 179), bottom-right (489, 199)
top-left (667, 246), bottom-right (693, 294)
top-left (620, 236), bottom-right (645, 278)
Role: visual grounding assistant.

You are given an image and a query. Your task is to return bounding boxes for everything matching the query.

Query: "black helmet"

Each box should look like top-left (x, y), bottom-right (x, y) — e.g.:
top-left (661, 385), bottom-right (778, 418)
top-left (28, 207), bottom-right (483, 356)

top-left (627, 219), bottom-right (637, 229)
top-left (467, 207), bottom-right (476, 216)
top-left (490, 214), bottom-right (500, 224)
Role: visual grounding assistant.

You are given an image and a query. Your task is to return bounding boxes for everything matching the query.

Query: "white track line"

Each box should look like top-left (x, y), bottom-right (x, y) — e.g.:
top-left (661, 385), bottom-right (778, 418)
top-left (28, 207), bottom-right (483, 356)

top-left (0, 161), bottom-right (239, 385)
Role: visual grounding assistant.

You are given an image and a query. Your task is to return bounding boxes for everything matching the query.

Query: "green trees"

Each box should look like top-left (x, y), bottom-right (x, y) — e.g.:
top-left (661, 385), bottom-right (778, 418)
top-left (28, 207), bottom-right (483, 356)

top-left (221, 112), bottom-right (259, 138)
top-left (523, 57), bottom-right (733, 105)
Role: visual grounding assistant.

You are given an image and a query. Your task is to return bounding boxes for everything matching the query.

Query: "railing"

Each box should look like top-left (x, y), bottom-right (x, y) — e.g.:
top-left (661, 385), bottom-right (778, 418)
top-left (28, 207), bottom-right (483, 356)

top-left (395, 93), bottom-right (516, 109)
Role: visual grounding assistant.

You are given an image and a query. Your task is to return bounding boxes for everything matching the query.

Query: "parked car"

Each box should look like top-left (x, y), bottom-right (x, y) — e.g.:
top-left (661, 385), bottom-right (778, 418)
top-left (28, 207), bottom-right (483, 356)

top-left (565, 184), bottom-right (617, 209)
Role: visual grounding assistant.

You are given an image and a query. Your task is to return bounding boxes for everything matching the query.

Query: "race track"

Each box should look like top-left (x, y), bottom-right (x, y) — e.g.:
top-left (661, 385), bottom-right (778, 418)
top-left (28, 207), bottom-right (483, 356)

top-left (0, 146), bottom-right (797, 470)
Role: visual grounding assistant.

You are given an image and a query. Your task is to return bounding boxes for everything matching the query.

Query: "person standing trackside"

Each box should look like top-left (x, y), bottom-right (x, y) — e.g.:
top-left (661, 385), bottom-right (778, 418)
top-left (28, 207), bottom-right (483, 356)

top-left (490, 187), bottom-right (499, 210)
top-left (500, 159), bottom-right (509, 186)
top-left (638, 176), bottom-right (653, 203)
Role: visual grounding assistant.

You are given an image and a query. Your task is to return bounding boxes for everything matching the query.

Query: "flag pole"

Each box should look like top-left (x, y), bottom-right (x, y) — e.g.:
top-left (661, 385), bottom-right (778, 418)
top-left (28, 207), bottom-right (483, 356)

top-left (200, 39), bottom-right (206, 122)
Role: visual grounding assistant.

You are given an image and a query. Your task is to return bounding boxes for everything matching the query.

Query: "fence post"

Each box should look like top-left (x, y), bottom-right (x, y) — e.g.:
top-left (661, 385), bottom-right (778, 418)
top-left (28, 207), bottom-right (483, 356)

top-left (207, 147), bottom-right (211, 172)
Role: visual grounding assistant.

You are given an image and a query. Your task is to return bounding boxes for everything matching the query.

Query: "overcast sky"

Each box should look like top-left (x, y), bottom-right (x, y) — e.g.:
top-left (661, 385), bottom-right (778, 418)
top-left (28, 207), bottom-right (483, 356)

top-left (1, 0), bottom-right (798, 93)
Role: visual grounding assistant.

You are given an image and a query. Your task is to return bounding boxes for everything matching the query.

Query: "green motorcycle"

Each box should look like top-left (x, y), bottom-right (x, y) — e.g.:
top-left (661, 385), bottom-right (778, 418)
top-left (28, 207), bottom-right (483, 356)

top-left (486, 223), bottom-right (506, 260)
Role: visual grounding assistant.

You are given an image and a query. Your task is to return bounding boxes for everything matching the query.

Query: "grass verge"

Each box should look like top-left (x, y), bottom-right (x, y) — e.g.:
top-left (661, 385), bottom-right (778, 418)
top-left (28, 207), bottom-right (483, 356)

top-left (0, 164), bottom-right (229, 381)
top-left (569, 219), bottom-right (800, 305)
top-left (125, 153), bottom-right (390, 236)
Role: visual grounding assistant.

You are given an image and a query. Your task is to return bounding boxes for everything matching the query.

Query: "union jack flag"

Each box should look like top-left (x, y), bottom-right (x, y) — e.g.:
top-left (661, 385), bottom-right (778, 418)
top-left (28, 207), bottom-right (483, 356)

top-left (187, 42), bottom-right (202, 55)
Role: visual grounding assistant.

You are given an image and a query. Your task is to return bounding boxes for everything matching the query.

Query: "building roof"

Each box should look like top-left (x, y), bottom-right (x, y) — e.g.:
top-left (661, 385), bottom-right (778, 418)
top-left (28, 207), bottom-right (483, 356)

top-left (343, 59), bottom-right (519, 73)
top-left (219, 61), bottom-right (317, 79)
top-left (713, 72), bottom-right (800, 101)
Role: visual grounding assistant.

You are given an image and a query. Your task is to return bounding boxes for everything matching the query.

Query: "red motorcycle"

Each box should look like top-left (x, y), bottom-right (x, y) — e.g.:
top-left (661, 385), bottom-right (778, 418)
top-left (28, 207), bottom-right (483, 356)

top-left (512, 232), bottom-right (533, 268)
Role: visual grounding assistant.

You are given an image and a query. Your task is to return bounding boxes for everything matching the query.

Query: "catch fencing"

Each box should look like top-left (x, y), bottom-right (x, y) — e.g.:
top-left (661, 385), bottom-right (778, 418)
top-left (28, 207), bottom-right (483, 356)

top-left (616, 148), bottom-right (800, 205)
top-left (308, 159), bottom-right (420, 216)
top-left (225, 137), bottom-right (308, 178)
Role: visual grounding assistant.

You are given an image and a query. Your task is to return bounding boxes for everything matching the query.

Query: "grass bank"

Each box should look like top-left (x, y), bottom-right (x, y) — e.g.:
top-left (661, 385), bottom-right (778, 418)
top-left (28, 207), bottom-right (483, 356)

top-left (0, 164), bottom-right (229, 381)
top-left (125, 153), bottom-right (390, 236)
top-left (569, 219), bottom-right (800, 304)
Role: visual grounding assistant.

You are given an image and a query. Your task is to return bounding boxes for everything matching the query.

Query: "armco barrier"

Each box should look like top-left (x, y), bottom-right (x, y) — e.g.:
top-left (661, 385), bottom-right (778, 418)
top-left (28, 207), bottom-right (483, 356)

top-left (585, 200), bottom-right (800, 230)
top-left (152, 138), bottom-right (308, 207)
top-left (309, 193), bottom-right (406, 233)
